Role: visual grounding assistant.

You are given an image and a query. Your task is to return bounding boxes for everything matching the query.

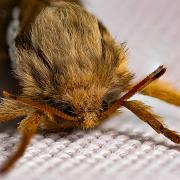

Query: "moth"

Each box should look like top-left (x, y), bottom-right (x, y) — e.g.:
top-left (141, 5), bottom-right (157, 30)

top-left (0, 0), bottom-right (180, 174)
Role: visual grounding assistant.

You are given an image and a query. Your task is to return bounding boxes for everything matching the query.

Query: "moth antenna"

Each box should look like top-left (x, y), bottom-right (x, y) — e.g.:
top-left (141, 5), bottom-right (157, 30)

top-left (3, 91), bottom-right (76, 121)
top-left (0, 112), bottom-right (41, 174)
top-left (102, 65), bottom-right (166, 117)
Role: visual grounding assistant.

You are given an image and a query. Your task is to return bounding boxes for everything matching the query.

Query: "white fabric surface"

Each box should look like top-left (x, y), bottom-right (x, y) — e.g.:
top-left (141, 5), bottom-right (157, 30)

top-left (0, 0), bottom-right (180, 180)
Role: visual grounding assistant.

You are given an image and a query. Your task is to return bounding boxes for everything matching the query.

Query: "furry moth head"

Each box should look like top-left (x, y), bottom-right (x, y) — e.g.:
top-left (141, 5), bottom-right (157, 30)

top-left (13, 2), bottom-right (133, 129)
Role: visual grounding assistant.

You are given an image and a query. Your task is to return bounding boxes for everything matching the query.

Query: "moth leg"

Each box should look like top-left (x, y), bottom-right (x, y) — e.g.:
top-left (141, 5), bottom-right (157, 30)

top-left (0, 112), bottom-right (41, 174)
top-left (124, 100), bottom-right (180, 144)
top-left (40, 116), bottom-right (75, 133)
top-left (40, 119), bottom-right (65, 133)
top-left (138, 80), bottom-right (180, 106)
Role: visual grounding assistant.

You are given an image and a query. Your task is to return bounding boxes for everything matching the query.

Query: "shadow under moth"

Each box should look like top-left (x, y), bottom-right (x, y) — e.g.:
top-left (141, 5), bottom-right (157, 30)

top-left (0, 0), bottom-right (180, 174)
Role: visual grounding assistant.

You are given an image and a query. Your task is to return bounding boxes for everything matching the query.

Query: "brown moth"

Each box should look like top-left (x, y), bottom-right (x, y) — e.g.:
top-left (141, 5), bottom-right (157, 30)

top-left (0, 0), bottom-right (180, 174)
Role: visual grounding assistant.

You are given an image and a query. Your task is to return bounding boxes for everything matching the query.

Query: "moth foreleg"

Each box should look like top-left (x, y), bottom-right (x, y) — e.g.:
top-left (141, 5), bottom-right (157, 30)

top-left (0, 112), bottom-right (41, 174)
top-left (124, 100), bottom-right (180, 144)
top-left (139, 80), bottom-right (180, 106)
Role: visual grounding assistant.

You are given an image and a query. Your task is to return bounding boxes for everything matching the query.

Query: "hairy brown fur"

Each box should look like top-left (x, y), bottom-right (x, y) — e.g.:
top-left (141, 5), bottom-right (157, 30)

top-left (14, 1), bottom-right (133, 129)
top-left (0, 98), bottom-right (34, 122)
top-left (0, 0), bottom-right (180, 173)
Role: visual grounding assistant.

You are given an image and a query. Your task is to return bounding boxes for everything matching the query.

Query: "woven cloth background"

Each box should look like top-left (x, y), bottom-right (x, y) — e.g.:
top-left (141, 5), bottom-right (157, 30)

top-left (0, 0), bottom-right (180, 179)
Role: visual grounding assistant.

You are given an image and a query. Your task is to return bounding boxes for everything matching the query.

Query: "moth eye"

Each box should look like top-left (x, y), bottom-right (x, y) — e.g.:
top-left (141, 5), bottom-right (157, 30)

top-left (100, 100), bottom-right (109, 112)
top-left (62, 106), bottom-right (77, 117)
top-left (42, 98), bottom-right (61, 109)
top-left (42, 98), bottom-right (77, 117)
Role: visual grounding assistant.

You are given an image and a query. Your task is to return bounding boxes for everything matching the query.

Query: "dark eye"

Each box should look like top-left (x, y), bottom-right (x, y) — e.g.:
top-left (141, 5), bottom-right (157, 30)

top-left (42, 98), bottom-right (61, 109)
top-left (100, 100), bottom-right (109, 112)
top-left (42, 98), bottom-right (77, 117)
top-left (62, 106), bottom-right (77, 117)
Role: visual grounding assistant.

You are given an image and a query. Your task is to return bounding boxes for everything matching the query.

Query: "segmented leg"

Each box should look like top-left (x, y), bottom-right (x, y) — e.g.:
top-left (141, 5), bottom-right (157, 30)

top-left (0, 112), bottom-right (41, 174)
top-left (139, 80), bottom-right (180, 106)
top-left (124, 100), bottom-right (180, 144)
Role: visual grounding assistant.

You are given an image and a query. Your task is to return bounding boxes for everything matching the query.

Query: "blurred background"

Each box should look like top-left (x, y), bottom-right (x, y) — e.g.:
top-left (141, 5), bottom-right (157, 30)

top-left (0, 1), bottom-right (180, 180)
top-left (85, 0), bottom-right (180, 84)
top-left (0, 0), bottom-right (19, 95)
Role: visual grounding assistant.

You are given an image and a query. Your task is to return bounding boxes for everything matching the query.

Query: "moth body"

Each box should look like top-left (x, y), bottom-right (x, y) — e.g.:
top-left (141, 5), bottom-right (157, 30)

top-left (0, 0), bottom-right (180, 174)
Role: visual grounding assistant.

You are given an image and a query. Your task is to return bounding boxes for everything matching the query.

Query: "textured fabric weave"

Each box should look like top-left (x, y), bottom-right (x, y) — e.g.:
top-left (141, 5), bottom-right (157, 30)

top-left (0, 0), bottom-right (180, 180)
